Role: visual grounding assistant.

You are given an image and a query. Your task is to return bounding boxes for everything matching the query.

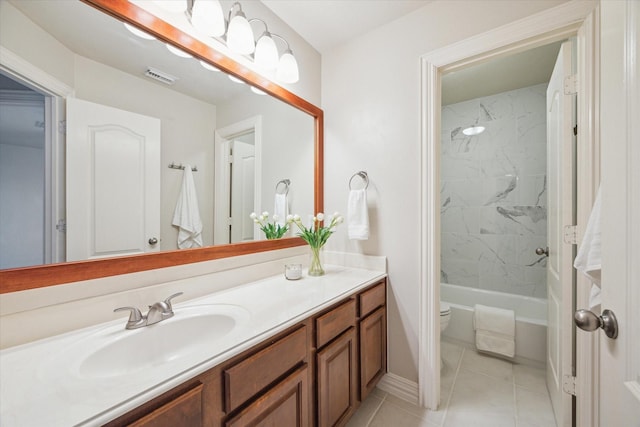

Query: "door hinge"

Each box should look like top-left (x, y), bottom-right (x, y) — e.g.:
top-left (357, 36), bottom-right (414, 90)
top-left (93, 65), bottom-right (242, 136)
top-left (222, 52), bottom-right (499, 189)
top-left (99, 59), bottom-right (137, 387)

top-left (228, 217), bottom-right (233, 226)
top-left (563, 225), bottom-right (578, 245)
top-left (56, 219), bottom-right (67, 233)
top-left (58, 120), bottom-right (67, 135)
top-left (563, 375), bottom-right (577, 396)
top-left (564, 74), bottom-right (578, 95)
top-left (228, 155), bottom-right (234, 164)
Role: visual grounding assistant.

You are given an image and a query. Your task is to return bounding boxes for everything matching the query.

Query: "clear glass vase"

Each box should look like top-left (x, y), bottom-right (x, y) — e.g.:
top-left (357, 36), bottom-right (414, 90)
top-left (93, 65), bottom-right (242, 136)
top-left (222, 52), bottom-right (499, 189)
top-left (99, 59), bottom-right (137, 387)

top-left (308, 245), bottom-right (325, 276)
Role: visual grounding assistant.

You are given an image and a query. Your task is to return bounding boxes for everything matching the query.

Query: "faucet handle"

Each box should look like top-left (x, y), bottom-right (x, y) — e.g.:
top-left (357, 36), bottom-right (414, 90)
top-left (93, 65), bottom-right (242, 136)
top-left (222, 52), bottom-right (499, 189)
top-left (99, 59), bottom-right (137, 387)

top-left (114, 306), bottom-right (144, 328)
top-left (164, 292), bottom-right (184, 310)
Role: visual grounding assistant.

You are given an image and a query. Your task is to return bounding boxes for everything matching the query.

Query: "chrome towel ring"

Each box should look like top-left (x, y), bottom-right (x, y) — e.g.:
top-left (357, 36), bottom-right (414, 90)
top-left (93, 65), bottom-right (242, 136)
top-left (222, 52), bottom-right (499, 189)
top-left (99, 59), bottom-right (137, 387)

top-left (349, 171), bottom-right (369, 190)
top-left (275, 179), bottom-right (291, 195)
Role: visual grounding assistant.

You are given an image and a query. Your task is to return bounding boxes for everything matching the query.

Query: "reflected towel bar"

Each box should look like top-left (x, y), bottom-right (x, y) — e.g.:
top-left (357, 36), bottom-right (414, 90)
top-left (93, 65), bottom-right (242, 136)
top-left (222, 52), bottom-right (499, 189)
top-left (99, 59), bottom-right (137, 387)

top-left (275, 179), bottom-right (290, 195)
top-left (168, 162), bottom-right (198, 172)
top-left (349, 171), bottom-right (369, 190)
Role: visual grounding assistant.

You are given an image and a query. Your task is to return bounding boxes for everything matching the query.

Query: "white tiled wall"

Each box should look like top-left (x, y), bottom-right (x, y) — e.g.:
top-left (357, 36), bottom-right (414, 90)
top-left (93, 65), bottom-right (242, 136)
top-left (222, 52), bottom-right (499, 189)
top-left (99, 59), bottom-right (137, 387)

top-left (440, 84), bottom-right (548, 298)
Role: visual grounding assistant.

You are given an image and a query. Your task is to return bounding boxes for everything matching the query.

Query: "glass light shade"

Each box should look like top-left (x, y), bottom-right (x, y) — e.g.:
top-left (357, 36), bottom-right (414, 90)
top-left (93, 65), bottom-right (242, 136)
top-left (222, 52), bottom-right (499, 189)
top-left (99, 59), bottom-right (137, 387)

top-left (166, 43), bottom-right (193, 58)
top-left (200, 60), bottom-right (220, 72)
top-left (124, 23), bottom-right (156, 40)
top-left (153, 0), bottom-right (187, 13)
top-left (276, 50), bottom-right (299, 83)
top-left (191, 0), bottom-right (225, 37)
top-left (462, 125), bottom-right (485, 136)
top-left (226, 12), bottom-right (255, 54)
top-left (250, 86), bottom-right (267, 95)
top-left (228, 75), bottom-right (245, 84)
top-left (254, 32), bottom-right (279, 71)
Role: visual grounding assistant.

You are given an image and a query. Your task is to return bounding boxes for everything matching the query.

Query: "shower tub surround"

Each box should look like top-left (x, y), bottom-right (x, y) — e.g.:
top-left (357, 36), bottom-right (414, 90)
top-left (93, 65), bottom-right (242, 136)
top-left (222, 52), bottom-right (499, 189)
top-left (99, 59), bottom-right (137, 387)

top-left (441, 83), bottom-right (548, 298)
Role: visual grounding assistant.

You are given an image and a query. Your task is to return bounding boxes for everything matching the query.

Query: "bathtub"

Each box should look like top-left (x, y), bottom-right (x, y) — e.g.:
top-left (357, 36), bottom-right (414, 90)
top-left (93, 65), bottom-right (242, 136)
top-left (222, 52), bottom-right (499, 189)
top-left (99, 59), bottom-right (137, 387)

top-left (441, 283), bottom-right (547, 364)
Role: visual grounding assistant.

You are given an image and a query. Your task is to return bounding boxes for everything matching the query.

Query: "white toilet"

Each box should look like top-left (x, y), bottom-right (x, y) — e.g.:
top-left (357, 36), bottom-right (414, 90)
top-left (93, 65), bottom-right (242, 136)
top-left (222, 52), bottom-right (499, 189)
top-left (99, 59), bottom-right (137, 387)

top-left (440, 301), bottom-right (452, 372)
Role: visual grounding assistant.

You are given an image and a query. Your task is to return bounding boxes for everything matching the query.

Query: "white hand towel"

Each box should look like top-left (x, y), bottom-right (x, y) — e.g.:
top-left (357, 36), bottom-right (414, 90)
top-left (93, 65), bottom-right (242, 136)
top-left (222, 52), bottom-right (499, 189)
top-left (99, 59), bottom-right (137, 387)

top-left (473, 304), bottom-right (515, 358)
top-left (274, 193), bottom-right (288, 226)
top-left (574, 185), bottom-right (602, 285)
top-left (172, 165), bottom-right (203, 249)
top-left (348, 189), bottom-right (369, 240)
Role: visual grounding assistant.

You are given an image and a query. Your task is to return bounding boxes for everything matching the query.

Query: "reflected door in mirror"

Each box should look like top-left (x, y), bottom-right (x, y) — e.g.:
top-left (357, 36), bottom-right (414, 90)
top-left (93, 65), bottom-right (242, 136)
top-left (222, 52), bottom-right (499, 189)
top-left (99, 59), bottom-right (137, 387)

top-left (66, 98), bottom-right (160, 261)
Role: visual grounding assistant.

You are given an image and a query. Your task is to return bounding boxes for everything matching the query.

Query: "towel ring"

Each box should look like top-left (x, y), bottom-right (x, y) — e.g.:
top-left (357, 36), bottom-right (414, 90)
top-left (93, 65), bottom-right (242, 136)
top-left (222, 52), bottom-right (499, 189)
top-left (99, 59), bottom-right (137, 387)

top-left (275, 179), bottom-right (290, 195)
top-left (349, 171), bottom-right (369, 190)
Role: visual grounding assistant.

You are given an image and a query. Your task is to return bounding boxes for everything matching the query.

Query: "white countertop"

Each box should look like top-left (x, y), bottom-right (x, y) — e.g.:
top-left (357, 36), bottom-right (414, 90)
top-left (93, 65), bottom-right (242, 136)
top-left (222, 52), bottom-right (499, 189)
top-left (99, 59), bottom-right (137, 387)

top-left (0, 265), bottom-right (386, 426)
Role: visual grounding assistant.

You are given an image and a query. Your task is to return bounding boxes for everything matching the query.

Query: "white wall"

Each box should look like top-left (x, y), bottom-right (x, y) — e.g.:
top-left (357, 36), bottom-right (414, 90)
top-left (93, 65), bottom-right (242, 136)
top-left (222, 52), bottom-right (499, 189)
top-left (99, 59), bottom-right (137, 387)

top-left (321, 0), bottom-right (568, 383)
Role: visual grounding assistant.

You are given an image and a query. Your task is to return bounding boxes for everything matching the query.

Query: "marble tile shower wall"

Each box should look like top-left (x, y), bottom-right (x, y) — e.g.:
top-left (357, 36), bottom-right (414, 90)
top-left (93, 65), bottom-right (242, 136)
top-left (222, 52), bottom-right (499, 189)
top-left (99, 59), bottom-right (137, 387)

top-left (440, 83), bottom-right (548, 298)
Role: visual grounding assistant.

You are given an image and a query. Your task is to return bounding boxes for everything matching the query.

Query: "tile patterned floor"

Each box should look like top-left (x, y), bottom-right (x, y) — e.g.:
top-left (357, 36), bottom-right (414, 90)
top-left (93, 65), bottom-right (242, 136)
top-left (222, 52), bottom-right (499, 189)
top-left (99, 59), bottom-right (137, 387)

top-left (346, 341), bottom-right (557, 427)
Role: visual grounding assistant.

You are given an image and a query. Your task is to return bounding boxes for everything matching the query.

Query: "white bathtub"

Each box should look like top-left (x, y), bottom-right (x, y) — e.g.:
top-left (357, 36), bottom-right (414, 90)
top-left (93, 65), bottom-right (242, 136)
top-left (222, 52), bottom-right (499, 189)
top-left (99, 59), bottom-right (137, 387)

top-left (441, 283), bottom-right (547, 364)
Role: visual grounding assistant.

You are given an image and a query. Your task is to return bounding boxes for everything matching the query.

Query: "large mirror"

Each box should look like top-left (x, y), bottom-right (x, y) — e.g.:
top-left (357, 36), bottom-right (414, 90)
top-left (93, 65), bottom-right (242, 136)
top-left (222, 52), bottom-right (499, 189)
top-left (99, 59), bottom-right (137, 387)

top-left (0, 0), bottom-right (323, 292)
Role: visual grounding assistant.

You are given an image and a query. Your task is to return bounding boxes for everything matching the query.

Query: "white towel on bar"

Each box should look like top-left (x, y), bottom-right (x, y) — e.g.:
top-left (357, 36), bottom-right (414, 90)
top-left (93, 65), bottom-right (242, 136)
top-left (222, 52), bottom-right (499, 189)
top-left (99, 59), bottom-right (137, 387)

top-left (574, 185), bottom-right (602, 286)
top-left (348, 188), bottom-right (369, 240)
top-left (473, 304), bottom-right (515, 358)
top-left (172, 165), bottom-right (203, 249)
top-left (274, 193), bottom-right (288, 226)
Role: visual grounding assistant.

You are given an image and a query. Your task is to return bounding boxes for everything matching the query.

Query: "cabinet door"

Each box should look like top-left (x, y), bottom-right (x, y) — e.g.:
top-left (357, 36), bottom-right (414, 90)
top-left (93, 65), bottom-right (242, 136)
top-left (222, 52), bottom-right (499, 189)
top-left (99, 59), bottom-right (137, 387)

top-left (225, 365), bottom-right (309, 427)
top-left (317, 328), bottom-right (357, 427)
top-left (360, 307), bottom-right (386, 400)
top-left (128, 383), bottom-right (204, 427)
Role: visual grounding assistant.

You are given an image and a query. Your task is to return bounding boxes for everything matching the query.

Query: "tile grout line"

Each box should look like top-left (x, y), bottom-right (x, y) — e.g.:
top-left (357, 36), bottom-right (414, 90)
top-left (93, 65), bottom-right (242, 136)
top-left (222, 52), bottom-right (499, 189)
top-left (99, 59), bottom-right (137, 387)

top-left (513, 370), bottom-right (520, 427)
top-left (364, 392), bottom-right (386, 427)
top-left (440, 346), bottom-right (466, 426)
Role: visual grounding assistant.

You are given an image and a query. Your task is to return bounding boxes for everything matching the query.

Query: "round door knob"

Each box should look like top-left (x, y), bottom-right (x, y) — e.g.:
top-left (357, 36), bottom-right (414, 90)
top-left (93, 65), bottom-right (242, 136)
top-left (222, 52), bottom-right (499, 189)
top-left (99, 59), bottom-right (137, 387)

top-left (574, 309), bottom-right (618, 339)
top-left (148, 237), bottom-right (158, 245)
top-left (535, 247), bottom-right (549, 256)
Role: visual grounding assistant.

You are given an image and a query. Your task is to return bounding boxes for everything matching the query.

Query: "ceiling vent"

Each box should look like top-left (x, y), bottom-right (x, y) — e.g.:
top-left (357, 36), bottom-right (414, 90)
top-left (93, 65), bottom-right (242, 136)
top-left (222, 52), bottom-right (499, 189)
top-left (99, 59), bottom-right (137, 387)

top-left (144, 67), bottom-right (178, 85)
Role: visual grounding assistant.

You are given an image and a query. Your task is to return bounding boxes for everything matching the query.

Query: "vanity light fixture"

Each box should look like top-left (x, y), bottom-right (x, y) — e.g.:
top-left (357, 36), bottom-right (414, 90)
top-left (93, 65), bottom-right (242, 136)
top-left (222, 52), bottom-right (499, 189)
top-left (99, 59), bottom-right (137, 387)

top-left (166, 43), bottom-right (193, 58)
top-left (186, 0), bottom-right (300, 83)
top-left (124, 23), bottom-right (156, 40)
top-left (199, 60), bottom-right (220, 72)
top-left (462, 125), bottom-right (486, 136)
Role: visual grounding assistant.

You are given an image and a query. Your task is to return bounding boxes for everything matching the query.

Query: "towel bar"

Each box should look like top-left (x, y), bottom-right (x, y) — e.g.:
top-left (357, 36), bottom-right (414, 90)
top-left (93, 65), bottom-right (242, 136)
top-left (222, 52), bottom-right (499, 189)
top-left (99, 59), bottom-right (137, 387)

top-left (349, 171), bottom-right (369, 190)
top-left (168, 162), bottom-right (198, 172)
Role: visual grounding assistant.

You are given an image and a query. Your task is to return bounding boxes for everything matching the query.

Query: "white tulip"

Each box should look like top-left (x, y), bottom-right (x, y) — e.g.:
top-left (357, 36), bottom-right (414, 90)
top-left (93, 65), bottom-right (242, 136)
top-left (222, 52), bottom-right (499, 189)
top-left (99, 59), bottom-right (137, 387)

top-left (316, 212), bottom-right (324, 221)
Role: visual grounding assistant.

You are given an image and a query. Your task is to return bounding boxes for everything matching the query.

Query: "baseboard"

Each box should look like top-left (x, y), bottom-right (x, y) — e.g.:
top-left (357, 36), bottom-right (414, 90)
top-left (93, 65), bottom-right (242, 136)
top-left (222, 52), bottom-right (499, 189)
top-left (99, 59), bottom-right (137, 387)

top-left (376, 373), bottom-right (419, 405)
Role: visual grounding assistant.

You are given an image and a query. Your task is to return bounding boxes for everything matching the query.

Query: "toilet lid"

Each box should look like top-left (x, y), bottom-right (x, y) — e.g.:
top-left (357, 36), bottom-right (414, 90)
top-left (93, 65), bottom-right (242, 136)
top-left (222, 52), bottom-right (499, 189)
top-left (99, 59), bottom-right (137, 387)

top-left (440, 301), bottom-right (451, 315)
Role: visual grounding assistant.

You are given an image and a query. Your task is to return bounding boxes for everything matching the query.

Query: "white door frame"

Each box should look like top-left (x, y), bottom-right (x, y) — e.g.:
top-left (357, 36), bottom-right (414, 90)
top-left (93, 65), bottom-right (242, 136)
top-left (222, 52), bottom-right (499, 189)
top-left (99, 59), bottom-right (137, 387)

top-left (213, 116), bottom-right (262, 244)
top-left (418, 2), bottom-right (599, 424)
top-left (0, 46), bottom-right (74, 264)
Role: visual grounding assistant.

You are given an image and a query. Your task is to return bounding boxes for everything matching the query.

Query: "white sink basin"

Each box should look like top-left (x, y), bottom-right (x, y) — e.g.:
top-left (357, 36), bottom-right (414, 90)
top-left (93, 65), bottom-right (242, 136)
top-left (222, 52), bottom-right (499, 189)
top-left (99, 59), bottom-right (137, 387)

top-left (76, 304), bottom-right (250, 379)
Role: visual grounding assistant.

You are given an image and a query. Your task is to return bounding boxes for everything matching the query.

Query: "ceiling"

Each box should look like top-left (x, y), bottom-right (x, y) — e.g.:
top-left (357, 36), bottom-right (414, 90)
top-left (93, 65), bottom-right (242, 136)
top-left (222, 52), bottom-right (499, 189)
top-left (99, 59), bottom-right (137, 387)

top-left (260, 0), bottom-right (432, 53)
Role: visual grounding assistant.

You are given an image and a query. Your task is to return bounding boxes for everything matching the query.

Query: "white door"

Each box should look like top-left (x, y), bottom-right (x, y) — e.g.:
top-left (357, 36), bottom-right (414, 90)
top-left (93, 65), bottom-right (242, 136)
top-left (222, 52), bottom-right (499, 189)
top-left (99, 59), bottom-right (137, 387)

top-left (66, 98), bottom-right (160, 261)
top-left (596, 1), bottom-right (640, 424)
top-left (546, 40), bottom-right (574, 427)
top-left (230, 140), bottom-right (255, 243)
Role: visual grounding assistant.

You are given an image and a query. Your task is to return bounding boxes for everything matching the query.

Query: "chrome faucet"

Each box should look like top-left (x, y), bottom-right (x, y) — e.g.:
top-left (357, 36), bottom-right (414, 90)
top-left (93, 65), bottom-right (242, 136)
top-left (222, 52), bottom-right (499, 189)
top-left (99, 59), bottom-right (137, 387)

top-left (114, 292), bottom-right (183, 330)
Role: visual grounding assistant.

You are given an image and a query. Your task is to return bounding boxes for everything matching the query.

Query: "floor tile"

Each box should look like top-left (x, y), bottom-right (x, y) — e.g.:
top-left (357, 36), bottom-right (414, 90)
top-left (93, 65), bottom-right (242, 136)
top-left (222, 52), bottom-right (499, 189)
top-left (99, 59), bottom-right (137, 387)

top-left (516, 386), bottom-right (557, 427)
top-left (513, 364), bottom-right (548, 395)
top-left (385, 392), bottom-right (447, 426)
top-left (369, 401), bottom-right (439, 427)
top-left (447, 368), bottom-right (515, 415)
top-left (459, 349), bottom-right (513, 382)
top-left (345, 392), bottom-right (384, 427)
top-left (443, 410), bottom-right (516, 427)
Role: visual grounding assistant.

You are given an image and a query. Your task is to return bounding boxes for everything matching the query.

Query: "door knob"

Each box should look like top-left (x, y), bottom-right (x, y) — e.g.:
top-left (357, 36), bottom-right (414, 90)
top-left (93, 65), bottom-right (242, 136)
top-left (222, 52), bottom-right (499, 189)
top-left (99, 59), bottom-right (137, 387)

top-left (535, 247), bottom-right (549, 257)
top-left (148, 237), bottom-right (158, 245)
top-left (574, 309), bottom-right (618, 339)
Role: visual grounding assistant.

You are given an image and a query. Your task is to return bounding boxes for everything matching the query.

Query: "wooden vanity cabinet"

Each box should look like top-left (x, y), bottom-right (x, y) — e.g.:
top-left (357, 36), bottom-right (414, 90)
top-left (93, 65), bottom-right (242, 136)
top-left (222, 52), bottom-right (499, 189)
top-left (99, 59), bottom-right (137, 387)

top-left (105, 279), bottom-right (386, 427)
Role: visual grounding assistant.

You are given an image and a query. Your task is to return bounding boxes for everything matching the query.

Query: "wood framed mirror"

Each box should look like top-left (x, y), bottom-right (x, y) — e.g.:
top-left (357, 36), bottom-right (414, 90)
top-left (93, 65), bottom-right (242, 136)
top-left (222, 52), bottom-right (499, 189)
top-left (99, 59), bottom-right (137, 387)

top-left (0, 0), bottom-right (323, 293)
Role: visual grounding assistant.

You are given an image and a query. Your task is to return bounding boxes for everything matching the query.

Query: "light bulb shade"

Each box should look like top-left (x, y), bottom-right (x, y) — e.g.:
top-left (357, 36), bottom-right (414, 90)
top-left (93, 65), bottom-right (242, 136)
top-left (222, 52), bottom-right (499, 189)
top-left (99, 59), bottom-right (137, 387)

top-left (227, 12), bottom-right (255, 54)
top-left (254, 33), bottom-right (279, 71)
top-left (277, 50), bottom-right (299, 83)
top-left (124, 23), bottom-right (156, 40)
top-left (166, 43), bottom-right (193, 58)
top-left (191, 0), bottom-right (225, 37)
top-left (154, 0), bottom-right (187, 13)
top-left (200, 60), bottom-right (220, 72)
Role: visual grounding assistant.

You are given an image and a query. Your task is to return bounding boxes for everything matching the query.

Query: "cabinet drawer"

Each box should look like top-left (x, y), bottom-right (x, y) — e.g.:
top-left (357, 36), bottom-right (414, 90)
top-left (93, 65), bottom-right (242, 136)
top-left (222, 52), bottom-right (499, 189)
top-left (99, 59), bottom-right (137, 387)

top-left (129, 383), bottom-right (203, 427)
top-left (224, 325), bottom-right (307, 413)
top-left (316, 299), bottom-right (356, 349)
top-left (359, 281), bottom-right (385, 318)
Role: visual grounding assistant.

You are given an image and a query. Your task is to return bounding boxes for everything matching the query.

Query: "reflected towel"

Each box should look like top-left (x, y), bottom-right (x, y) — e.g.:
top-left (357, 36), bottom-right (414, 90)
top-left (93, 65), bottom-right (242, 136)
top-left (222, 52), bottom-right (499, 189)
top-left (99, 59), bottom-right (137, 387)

top-left (274, 193), bottom-right (288, 226)
top-left (574, 185), bottom-right (602, 285)
top-left (172, 165), bottom-right (203, 249)
top-left (348, 189), bottom-right (369, 240)
top-left (473, 304), bottom-right (515, 358)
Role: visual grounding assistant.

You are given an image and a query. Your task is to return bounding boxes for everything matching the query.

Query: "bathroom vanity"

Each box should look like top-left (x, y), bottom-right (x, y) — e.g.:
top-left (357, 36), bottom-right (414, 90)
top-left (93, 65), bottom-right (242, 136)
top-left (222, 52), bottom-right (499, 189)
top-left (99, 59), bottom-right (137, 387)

top-left (0, 265), bottom-right (386, 426)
